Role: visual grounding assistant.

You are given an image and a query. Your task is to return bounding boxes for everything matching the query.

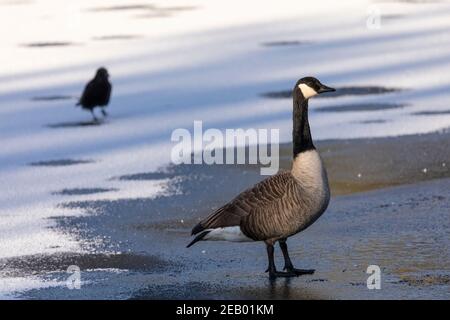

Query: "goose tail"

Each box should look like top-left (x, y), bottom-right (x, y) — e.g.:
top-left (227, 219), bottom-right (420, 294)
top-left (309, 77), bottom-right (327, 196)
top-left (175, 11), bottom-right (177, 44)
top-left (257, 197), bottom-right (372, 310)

top-left (186, 230), bottom-right (211, 248)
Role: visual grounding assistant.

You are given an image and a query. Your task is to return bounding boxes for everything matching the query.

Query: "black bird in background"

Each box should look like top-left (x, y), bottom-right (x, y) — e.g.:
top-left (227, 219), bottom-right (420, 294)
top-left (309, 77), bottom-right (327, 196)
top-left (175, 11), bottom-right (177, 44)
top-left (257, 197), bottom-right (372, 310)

top-left (76, 67), bottom-right (112, 121)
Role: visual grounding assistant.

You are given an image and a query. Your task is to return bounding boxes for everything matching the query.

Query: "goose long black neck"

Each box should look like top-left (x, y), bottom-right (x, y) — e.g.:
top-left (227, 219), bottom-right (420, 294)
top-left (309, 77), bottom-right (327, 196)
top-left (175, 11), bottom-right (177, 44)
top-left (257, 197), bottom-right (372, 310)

top-left (293, 91), bottom-right (314, 158)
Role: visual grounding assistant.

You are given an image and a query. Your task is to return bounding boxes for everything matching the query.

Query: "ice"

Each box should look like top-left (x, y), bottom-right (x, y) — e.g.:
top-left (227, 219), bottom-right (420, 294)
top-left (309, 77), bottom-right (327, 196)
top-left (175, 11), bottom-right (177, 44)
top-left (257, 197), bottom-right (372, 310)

top-left (0, 277), bottom-right (63, 300)
top-left (1, 0), bottom-right (450, 296)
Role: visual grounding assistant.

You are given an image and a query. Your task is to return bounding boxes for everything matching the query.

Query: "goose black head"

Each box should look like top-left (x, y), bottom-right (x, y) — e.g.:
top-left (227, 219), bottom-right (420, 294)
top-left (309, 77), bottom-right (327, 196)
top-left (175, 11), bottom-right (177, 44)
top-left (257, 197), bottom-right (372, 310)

top-left (96, 67), bottom-right (109, 79)
top-left (294, 76), bottom-right (335, 100)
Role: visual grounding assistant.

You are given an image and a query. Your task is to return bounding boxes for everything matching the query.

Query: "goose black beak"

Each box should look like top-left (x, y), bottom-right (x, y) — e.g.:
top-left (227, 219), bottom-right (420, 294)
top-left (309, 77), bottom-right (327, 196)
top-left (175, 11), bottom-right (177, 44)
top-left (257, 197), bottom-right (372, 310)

top-left (317, 85), bottom-right (336, 94)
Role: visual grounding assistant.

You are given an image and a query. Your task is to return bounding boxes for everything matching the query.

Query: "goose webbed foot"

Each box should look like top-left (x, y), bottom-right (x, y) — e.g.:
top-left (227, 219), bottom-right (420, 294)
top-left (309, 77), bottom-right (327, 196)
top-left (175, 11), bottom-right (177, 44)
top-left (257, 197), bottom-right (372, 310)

top-left (265, 266), bottom-right (314, 278)
top-left (284, 267), bottom-right (315, 275)
top-left (268, 270), bottom-right (299, 279)
top-left (279, 239), bottom-right (314, 276)
top-left (266, 243), bottom-right (301, 279)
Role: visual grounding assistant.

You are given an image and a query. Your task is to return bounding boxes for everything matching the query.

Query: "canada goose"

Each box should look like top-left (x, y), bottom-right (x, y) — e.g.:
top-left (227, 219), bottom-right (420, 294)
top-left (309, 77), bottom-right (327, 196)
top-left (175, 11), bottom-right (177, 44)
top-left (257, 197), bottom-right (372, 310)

top-left (187, 77), bottom-right (335, 279)
top-left (76, 67), bottom-right (112, 121)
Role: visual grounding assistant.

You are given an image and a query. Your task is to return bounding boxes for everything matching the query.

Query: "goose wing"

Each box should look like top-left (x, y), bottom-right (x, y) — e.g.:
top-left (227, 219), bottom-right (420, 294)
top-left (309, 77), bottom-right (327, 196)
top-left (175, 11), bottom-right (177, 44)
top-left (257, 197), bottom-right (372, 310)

top-left (191, 170), bottom-right (295, 237)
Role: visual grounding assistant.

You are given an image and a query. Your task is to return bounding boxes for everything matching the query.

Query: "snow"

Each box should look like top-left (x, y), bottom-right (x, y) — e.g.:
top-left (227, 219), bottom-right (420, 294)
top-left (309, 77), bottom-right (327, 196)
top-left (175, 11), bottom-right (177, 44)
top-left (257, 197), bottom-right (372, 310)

top-left (1, 0), bottom-right (450, 296)
top-left (0, 277), bottom-right (63, 300)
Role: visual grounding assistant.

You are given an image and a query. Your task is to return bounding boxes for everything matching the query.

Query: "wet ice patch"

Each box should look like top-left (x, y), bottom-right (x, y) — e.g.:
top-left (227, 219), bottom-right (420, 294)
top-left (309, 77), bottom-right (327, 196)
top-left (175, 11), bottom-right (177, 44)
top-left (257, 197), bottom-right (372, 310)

top-left (316, 103), bottom-right (407, 112)
top-left (29, 159), bottom-right (95, 167)
top-left (0, 252), bottom-right (173, 299)
top-left (52, 188), bottom-right (118, 196)
top-left (261, 40), bottom-right (309, 47)
top-left (0, 252), bottom-right (171, 277)
top-left (46, 121), bottom-right (103, 129)
top-left (358, 119), bottom-right (389, 124)
top-left (132, 217), bottom-right (196, 233)
top-left (117, 171), bottom-right (177, 181)
top-left (261, 86), bottom-right (403, 99)
top-left (31, 95), bottom-right (74, 101)
top-left (132, 281), bottom-right (227, 299)
top-left (21, 42), bottom-right (75, 48)
top-left (413, 110), bottom-right (450, 115)
top-left (56, 179), bottom-right (173, 204)
top-left (88, 3), bottom-right (196, 18)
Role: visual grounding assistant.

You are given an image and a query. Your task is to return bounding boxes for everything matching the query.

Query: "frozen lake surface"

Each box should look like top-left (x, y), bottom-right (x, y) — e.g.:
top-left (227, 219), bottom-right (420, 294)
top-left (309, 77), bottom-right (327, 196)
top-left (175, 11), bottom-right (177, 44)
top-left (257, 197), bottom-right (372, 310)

top-left (1, 0), bottom-right (450, 298)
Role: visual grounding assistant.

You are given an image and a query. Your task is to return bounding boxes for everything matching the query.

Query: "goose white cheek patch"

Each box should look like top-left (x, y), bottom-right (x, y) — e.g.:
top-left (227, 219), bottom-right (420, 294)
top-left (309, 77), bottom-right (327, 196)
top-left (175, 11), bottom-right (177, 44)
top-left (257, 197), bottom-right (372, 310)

top-left (298, 83), bottom-right (318, 99)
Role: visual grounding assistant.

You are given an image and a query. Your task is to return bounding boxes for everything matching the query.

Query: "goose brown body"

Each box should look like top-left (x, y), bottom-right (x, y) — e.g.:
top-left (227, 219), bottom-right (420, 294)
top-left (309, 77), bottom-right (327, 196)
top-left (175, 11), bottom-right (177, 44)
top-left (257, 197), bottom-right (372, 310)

top-left (193, 153), bottom-right (330, 243)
